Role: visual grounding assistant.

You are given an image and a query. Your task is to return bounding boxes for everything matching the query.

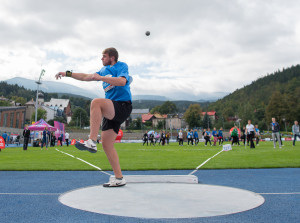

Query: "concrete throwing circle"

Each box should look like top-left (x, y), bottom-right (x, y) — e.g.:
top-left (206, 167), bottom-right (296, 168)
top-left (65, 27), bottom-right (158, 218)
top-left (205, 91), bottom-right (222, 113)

top-left (59, 183), bottom-right (265, 219)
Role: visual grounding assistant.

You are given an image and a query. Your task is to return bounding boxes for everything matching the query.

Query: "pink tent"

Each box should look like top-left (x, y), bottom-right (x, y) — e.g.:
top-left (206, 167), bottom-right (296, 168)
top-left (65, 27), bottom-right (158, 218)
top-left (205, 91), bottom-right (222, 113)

top-left (27, 119), bottom-right (57, 131)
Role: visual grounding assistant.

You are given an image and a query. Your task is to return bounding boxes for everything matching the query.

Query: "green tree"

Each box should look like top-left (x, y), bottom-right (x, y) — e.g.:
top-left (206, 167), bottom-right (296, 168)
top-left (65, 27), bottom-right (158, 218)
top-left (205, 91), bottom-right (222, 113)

top-left (183, 104), bottom-right (202, 128)
top-left (69, 107), bottom-right (89, 128)
top-left (150, 105), bottom-right (161, 114)
top-left (11, 96), bottom-right (27, 105)
top-left (159, 101), bottom-right (177, 114)
top-left (31, 108), bottom-right (47, 122)
top-left (202, 112), bottom-right (212, 129)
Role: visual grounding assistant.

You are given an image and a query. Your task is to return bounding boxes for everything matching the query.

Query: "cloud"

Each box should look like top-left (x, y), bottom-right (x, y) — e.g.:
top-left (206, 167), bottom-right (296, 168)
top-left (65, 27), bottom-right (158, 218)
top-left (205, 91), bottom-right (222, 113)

top-left (1, 0), bottom-right (300, 100)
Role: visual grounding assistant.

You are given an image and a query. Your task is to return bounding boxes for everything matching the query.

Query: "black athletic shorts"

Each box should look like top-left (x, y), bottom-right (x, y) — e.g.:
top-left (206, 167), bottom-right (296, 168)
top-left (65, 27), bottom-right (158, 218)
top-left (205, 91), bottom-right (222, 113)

top-left (102, 100), bottom-right (132, 134)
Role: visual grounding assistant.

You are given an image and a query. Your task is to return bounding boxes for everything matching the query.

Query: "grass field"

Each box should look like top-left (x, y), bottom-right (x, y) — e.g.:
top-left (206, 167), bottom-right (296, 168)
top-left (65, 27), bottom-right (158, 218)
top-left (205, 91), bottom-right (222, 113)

top-left (0, 141), bottom-right (299, 171)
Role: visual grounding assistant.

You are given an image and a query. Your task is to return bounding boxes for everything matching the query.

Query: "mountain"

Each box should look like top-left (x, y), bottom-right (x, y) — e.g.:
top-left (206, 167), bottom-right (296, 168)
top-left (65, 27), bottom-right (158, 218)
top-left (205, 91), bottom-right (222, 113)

top-left (5, 77), bottom-right (101, 99)
top-left (208, 64), bottom-right (300, 130)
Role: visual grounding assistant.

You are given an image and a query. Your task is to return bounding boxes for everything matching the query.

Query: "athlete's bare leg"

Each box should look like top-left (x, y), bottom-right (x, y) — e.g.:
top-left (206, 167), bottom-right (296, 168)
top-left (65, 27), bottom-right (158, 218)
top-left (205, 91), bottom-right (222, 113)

top-left (89, 98), bottom-right (115, 141)
top-left (101, 129), bottom-right (122, 178)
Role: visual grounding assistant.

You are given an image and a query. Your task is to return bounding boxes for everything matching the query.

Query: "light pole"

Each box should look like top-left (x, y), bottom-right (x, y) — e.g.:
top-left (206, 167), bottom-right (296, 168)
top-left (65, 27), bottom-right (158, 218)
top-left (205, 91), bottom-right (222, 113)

top-left (35, 69), bottom-right (45, 123)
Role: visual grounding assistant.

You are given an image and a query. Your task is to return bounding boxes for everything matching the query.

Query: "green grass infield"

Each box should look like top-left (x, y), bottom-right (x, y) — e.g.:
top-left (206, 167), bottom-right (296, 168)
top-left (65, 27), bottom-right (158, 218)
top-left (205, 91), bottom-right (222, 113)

top-left (0, 141), bottom-right (299, 171)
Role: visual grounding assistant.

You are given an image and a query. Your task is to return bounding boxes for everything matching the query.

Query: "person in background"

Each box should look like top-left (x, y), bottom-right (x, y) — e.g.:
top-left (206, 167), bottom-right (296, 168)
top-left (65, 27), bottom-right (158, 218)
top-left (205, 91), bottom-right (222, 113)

top-left (246, 120), bottom-right (256, 149)
top-left (292, 120), bottom-right (299, 147)
top-left (166, 132), bottom-right (170, 145)
top-left (231, 126), bottom-right (240, 146)
top-left (2, 131), bottom-right (8, 146)
top-left (143, 131), bottom-right (148, 146)
top-left (255, 125), bottom-right (260, 146)
top-left (41, 127), bottom-right (48, 150)
top-left (271, 117), bottom-right (282, 149)
top-left (50, 132), bottom-right (56, 147)
top-left (149, 132), bottom-right (155, 146)
top-left (218, 127), bottom-right (224, 146)
top-left (161, 130), bottom-right (166, 146)
top-left (187, 129), bottom-right (193, 145)
top-left (212, 127), bottom-right (218, 146)
top-left (23, 125), bottom-right (31, 150)
top-left (203, 129), bottom-right (211, 146)
top-left (58, 132), bottom-right (63, 146)
top-left (178, 129), bottom-right (183, 146)
top-left (65, 132), bottom-right (70, 147)
top-left (194, 129), bottom-right (199, 146)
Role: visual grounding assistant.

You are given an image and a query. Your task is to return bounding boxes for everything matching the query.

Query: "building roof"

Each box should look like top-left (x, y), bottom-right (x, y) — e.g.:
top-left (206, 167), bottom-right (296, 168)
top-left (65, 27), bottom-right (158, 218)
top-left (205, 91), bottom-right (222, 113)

top-left (131, 109), bottom-right (150, 114)
top-left (153, 113), bottom-right (168, 119)
top-left (202, 111), bottom-right (216, 116)
top-left (142, 113), bottom-right (154, 123)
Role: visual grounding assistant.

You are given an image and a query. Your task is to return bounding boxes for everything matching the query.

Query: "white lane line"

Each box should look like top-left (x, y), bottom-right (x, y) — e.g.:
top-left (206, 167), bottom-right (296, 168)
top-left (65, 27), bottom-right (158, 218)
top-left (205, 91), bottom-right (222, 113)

top-left (0, 193), bottom-right (60, 196)
top-left (188, 150), bottom-right (223, 175)
top-left (55, 148), bottom-right (112, 176)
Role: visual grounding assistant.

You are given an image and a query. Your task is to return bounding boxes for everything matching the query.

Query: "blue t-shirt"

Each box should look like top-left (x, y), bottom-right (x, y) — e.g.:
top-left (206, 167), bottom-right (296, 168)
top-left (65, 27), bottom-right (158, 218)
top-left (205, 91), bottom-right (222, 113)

top-left (96, 61), bottom-right (132, 102)
top-left (218, 130), bottom-right (223, 137)
top-left (212, 130), bottom-right (217, 137)
top-left (2, 133), bottom-right (7, 140)
top-left (206, 131), bottom-right (211, 136)
top-left (194, 131), bottom-right (198, 138)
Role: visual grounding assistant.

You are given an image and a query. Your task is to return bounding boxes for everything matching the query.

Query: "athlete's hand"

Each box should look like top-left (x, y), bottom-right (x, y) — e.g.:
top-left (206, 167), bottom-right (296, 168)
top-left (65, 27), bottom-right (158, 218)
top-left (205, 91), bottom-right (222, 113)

top-left (55, 72), bottom-right (66, 80)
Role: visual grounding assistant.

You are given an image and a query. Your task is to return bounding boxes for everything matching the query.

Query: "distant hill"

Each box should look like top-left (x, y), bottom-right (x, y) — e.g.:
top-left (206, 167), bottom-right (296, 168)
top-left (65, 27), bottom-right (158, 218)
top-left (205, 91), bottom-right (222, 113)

top-left (5, 77), bottom-right (101, 99)
top-left (209, 64), bottom-right (300, 130)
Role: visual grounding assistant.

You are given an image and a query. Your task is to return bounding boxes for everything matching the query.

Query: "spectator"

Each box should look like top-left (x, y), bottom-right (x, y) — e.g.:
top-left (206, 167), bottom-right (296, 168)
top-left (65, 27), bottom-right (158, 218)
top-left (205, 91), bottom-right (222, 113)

top-left (292, 120), bottom-right (300, 146)
top-left (187, 129), bottom-right (193, 145)
top-left (50, 132), bottom-right (56, 147)
top-left (22, 125), bottom-right (31, 150)
top-left (65, 132), bottom-right (70, 147)
top-left (41, 127), bottom-right (49, 150)
top-left (255, 125), bottom-right (260, 146)
top-left (143, 131), bottom-right (148, 146)
top-left (178, 129), bottom-right (183, 146)
top-left (203, 129), bottom-right (211, 146)
top-left (231, 126), bottom-right (240, 146)
top-left (218, 127), bottom-right (224, 146)
top-left (246, 120), bottom-right (256, 149)
top-left (271, 118), bottom-right (282, 149)
top-left (241, 126), bottom-right (246, 145)
top-left (194, 129), bottom-right (199, 146)
top-left (58, 133), bottom-right (63, 146)
top-left (2, 131), bottom-right (7, 145)
top-left (149, 132), bottom-right (155, 146)
top-left (212, 127), bottom-right (218, 146)
top-left (161, 130), bottom-right (166, 146)
top-left (166, 132), bottom-right (170, 145)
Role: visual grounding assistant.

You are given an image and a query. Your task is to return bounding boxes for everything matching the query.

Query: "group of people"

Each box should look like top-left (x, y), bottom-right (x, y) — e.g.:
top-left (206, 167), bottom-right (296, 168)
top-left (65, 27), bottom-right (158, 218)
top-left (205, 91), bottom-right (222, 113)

top-left (39, 127), bottom-right (69, 150)
top-left (143, 130), bottom-right (170, 146)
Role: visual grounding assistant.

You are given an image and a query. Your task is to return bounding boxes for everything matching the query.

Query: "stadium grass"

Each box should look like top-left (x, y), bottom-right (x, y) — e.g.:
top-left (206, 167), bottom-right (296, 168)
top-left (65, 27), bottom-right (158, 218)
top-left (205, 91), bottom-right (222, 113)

top-left (0, 141), bottom-right (299, 171)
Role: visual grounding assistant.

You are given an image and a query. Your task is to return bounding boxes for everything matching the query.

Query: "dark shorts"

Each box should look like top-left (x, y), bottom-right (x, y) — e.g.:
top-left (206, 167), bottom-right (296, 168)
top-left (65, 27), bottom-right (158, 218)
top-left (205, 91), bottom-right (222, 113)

top-left (102, 100), bottom-right (132, 134)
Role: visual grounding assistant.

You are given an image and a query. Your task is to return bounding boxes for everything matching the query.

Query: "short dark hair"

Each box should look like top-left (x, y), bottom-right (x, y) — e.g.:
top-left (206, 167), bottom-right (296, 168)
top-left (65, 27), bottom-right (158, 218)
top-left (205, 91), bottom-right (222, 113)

top-left (102, 47), bottom-right (118, 62)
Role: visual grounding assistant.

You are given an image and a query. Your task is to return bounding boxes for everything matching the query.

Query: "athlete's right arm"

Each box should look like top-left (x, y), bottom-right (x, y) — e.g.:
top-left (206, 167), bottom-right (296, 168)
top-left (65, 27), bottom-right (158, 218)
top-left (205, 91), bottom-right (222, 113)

top-left (55, 72), bottom-right (99, 81)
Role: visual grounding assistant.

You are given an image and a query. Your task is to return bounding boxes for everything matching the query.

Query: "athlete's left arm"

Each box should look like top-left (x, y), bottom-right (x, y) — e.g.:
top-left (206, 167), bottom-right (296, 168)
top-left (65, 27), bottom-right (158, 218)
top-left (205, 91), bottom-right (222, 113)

top-left (91, 74), bottom-right (126, 86)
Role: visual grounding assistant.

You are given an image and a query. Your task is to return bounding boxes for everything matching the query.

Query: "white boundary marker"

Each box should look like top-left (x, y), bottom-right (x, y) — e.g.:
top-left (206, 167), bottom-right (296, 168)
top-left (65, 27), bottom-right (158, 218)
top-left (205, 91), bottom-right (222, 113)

top-left (188, 149), bottom-right (224, 175)
top-left (55, 148), bottom-right (112, 176)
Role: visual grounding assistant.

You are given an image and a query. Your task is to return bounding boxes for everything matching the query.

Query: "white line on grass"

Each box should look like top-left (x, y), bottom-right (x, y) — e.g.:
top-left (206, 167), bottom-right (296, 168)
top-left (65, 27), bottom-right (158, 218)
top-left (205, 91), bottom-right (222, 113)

top-left (55, 148), bottom-right (112, 176)
top-left (188, 150), bottom-right (223, 175)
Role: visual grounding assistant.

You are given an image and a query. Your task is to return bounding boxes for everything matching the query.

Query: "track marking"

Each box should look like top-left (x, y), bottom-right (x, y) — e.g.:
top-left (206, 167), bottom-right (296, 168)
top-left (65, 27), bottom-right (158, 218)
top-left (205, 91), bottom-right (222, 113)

top-left (55, 148), bottom-right (112, 176)
top-left (188, 150), bottom-right (223, 175)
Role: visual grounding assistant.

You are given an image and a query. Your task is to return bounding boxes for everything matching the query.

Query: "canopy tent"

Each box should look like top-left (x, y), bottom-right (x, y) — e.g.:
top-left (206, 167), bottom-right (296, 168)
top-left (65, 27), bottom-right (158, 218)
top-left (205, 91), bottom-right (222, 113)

top-left (27, 119), bottom-right (57, 131)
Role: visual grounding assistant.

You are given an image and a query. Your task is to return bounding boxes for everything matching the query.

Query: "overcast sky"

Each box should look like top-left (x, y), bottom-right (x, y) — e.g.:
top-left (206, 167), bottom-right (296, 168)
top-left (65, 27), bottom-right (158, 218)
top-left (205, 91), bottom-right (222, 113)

top-left (1, 0), bottom-right (300, 100)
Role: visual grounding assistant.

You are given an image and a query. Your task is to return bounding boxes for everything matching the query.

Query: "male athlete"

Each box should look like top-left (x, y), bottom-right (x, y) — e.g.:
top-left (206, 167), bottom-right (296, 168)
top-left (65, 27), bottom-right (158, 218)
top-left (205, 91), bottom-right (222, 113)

top-left (55, 48), bottom-right (132, 187)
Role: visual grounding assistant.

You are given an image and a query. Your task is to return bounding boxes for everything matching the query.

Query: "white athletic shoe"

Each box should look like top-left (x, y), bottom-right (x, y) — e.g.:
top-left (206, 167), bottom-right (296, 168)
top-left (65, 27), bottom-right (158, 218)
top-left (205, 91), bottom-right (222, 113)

top-left (75, 139), bottom-right (97, 153)
top-left (103, 177), bottom-right (126, 187)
